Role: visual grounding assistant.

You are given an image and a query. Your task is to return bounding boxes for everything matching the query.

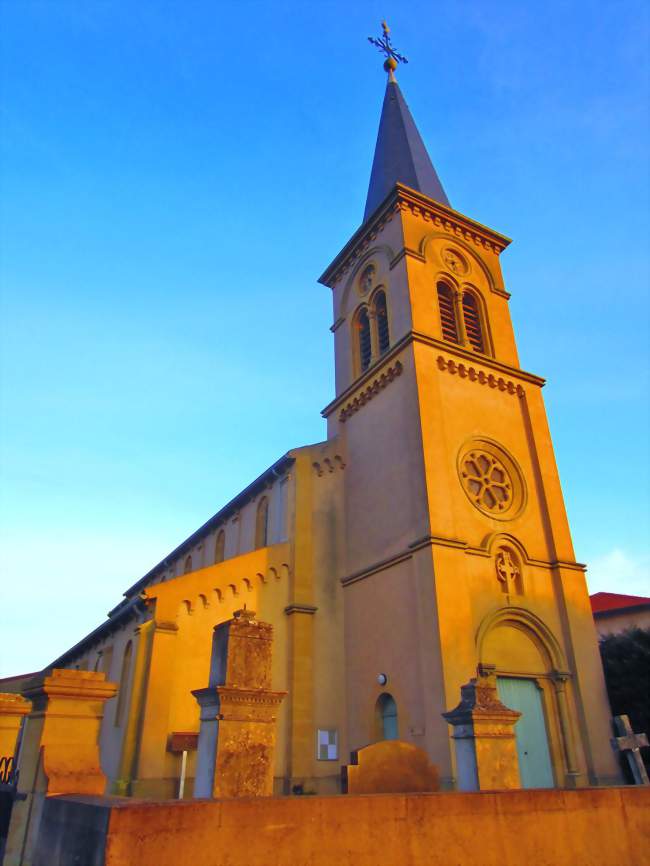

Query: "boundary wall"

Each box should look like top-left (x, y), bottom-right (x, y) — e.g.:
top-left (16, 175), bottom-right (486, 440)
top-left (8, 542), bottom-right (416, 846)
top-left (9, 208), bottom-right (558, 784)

top-left (35, 786), bottom-right (649, 866)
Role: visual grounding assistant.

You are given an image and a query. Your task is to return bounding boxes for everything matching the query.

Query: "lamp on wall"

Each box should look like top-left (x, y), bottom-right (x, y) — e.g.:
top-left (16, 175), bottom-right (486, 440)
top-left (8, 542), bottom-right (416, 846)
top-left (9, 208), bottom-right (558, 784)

top-left (377, 673), bottom-right (388, 685)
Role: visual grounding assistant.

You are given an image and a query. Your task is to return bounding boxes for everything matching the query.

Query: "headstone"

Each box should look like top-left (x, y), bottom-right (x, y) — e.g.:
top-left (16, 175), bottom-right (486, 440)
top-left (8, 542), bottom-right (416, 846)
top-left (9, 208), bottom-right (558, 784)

top-left (192, 607), bottom-right (286, 798)
top-left (611, 714), bottom-right (649, 785)
top-left (342, 740), bottom-right (439, 794)
top-left (442, 664), bottom-right (521, 791)
top-left (4, 669), bottom-right (117, 866)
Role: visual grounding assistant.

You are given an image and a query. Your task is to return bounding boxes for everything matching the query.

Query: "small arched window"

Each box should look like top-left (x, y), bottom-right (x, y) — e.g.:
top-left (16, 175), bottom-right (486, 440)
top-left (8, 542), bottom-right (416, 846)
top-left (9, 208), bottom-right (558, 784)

top-left (184, 555), bottom-right (193, 574)
top-left (375, 693), bottom-right (399, 741)
top-left (214, 529), bottom-right (225, 564)
top-left (462, 291), bottom-right (485, 353)
top-left (255, 497), bottom-right (269, 549)
top-left (356, 307), bottom-right (372, 372)
top-left (437, 282), bottom-right (459, 343)
top-left (373, 290), bottom-right (390, 355)
top-left (114, 641), bottom-right (133, 727)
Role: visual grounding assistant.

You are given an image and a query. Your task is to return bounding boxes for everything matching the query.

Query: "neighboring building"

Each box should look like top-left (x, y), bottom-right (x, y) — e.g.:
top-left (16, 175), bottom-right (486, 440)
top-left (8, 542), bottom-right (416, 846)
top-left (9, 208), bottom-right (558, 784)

top-left (0, 674), bottom-right (40, 696)
top-left (590, 592), bottom-right (650, 637)
top-left (8, 59), bottom-right (621, 796)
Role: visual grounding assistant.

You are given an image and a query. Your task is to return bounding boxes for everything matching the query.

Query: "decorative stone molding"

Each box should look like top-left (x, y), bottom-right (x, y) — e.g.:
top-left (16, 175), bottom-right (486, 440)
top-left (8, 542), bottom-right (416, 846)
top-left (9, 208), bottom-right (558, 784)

top-left (322, 331), bottom-right (542, 420)
top-left (326, 210), bottom-right (398, 287)
top-left (319, 184), bottom-right (510, 289)
top-left (412, 331), bottom-right (544, 386)
top-left (284, 604), bottom-right (318, 616)
top-left (312, 455), bottom-right (346, 476)
top-left (341, 549), bottom-right (413, 587)
top-left (339, 361), bottom-right (403, 422)
top-left (157, 563), bottom-right (290, 619)
top-left (437, 355), bottom-right (525, 397)
top-left (476, 606), bottom-right (567, 673)
top-left (395, 196), bottom-right (508, 257)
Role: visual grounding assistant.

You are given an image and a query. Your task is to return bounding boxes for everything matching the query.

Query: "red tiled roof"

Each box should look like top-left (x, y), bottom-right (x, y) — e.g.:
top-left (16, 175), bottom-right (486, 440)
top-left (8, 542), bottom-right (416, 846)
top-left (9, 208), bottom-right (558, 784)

top-left (590, 592), bottom-right (650, 614)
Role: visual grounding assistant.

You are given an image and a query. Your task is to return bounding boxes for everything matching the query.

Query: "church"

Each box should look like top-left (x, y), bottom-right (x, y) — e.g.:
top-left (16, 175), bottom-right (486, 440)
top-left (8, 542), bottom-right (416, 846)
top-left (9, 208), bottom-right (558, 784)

top-left (28, 41), bottom-right (621, 797)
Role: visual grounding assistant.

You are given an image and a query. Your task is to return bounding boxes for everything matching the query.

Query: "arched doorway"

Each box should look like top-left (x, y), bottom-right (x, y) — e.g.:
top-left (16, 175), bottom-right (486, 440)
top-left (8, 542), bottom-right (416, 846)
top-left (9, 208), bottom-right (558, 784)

top-left (375, 693), bottom-right (399, 741)
top-left (477, 608), bottom-right (576, 789)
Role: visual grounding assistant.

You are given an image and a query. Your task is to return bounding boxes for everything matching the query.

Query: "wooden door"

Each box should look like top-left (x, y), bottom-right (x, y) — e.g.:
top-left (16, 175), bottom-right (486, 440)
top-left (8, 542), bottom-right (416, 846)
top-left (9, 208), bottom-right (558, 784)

top-left (497, 677), bottom-right (554, 788)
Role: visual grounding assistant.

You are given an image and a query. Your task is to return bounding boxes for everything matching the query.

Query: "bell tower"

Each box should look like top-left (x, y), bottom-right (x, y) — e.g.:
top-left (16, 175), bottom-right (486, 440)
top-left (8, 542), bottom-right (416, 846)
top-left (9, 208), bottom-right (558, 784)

top-left (319, 26), bottom-right (620, 789)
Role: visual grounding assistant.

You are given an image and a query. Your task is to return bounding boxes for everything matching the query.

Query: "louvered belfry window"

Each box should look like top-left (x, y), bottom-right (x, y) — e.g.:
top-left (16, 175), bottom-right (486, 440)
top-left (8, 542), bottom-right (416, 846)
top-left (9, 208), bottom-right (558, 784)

top-left (357, 307), bottom-right (372, 371)
top-left (374, 290), bottom-right (390, 355)
top-left (462, 291), bottom-right (484, 352)
top-left (437, 282), bottom-right (459, 343)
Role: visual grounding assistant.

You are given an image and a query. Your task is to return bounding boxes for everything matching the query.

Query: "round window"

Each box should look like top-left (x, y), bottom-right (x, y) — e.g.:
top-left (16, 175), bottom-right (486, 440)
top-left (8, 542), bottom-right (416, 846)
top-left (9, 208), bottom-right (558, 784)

top-left (458, 440), bottom-right (525, 520)
top-left (358, 263), bottom-right (376, 295)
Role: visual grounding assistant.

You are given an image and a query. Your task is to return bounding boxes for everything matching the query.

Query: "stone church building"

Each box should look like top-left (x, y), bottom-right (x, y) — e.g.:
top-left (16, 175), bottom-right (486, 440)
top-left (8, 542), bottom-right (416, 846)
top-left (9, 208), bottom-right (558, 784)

top-left (27, 64), bottom-right (621, 796)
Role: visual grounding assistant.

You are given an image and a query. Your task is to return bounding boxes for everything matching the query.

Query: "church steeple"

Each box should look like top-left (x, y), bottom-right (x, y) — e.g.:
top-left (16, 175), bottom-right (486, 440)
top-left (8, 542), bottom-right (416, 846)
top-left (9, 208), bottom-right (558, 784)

top-left (364, 25), bottom-right (450, 222)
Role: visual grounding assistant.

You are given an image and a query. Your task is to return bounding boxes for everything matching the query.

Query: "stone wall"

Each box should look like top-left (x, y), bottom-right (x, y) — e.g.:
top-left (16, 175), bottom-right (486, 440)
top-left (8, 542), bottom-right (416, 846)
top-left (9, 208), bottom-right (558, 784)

top-left (34, 786), bottom-right (649, 866)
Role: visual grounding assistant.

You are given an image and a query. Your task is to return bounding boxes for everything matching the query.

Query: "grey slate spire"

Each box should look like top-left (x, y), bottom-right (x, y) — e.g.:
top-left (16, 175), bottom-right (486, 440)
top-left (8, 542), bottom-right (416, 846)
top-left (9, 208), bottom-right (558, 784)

top-left (364, 78), bottom-right (450, 222)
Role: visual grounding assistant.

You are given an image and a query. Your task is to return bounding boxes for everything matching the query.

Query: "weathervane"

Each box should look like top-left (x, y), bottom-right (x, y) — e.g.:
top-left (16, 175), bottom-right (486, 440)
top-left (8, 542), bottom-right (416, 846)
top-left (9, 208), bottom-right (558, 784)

top-left (368, 21), bottom-right (408, 80)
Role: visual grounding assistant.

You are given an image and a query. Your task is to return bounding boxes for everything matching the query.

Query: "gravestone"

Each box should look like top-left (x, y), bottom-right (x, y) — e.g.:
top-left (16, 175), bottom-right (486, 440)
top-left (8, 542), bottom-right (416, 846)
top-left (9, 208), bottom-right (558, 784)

top-left (611, 714), bottom-right (649, 785)
top-left (443, 665), bottom-right (521, 791)
top-left (192, 607), bottom-right (286, 798)
top-left (342, 740), bottom-right (439, 794)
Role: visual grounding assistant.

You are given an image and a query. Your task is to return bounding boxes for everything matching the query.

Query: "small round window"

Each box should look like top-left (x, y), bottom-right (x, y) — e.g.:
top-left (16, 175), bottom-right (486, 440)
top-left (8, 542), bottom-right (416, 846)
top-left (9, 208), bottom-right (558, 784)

top-left (458, 440), bottom-right (525, 520)
top-left (358, 264), bottom-right (376, 295)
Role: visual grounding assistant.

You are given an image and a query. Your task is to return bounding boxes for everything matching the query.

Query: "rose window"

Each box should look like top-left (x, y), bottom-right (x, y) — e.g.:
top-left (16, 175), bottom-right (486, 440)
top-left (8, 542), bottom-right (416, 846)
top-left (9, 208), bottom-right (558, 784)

top-left (460, 450), bottom-right (512, 513)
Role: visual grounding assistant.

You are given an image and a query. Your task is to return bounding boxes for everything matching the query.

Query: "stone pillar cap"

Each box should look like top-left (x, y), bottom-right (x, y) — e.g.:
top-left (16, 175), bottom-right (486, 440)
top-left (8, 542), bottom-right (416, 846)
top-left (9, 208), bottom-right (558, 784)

top-left (0, 693), bottom-right (32, 715)
top-left (22, 668), bottom-right (118, 702)
top-left (442, 667), bottom-right (521, 726)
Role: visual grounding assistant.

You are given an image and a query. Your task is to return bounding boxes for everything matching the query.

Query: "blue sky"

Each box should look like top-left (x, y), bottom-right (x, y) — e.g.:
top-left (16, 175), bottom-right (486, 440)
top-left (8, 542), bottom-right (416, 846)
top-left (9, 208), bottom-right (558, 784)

top-left (1, 1), bottom-right (648, 677)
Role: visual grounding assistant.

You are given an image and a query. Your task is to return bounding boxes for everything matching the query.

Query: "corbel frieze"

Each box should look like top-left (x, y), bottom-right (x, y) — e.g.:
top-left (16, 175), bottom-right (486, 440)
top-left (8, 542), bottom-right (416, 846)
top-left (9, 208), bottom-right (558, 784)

top-left (395, 197), bottom-right (508, 257)
top-left (329, 208), bottom-right (397, 286)
top-left (436, 355), bottom-right (525, 397)
top-left (338, 361), bottom-right (403, 422)
top-left (312, 455), bottom-right (346, 476)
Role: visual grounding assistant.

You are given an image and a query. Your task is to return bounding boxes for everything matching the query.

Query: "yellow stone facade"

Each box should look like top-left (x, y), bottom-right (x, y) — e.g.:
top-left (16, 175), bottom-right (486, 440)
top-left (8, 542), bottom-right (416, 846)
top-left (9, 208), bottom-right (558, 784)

top-left (5, 78), bottom-right (622, 798)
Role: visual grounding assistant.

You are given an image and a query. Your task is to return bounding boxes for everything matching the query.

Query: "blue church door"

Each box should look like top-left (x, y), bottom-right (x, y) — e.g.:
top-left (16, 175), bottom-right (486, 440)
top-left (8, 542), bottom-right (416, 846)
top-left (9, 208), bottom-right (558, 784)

top-left (497, 677), bottom-right (554, 788)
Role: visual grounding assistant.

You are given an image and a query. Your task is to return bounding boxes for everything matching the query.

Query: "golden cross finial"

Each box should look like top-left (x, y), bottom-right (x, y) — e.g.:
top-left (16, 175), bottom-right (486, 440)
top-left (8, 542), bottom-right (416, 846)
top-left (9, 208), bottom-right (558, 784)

top-left (368, 20), bottom-right (409, 80)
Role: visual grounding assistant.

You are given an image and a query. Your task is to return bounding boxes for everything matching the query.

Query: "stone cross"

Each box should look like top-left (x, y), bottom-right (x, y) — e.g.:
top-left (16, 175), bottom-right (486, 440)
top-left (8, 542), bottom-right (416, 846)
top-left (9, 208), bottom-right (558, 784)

top-left (611, 714), bottom-right (649, 785)
top-left (496, 549), bottom-right (519, 594)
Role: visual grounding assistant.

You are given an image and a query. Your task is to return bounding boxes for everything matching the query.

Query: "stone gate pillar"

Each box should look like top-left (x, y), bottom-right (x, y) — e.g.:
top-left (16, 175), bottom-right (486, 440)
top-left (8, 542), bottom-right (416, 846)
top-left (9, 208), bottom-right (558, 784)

top-left (0, 694), bottom-right (31, 763)
top-left (443, 665), bottom-right (521, 791)
top-left (192, 607), bottom-right (286, 799)
top-left (5, 669), bottom-right (117, 866)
